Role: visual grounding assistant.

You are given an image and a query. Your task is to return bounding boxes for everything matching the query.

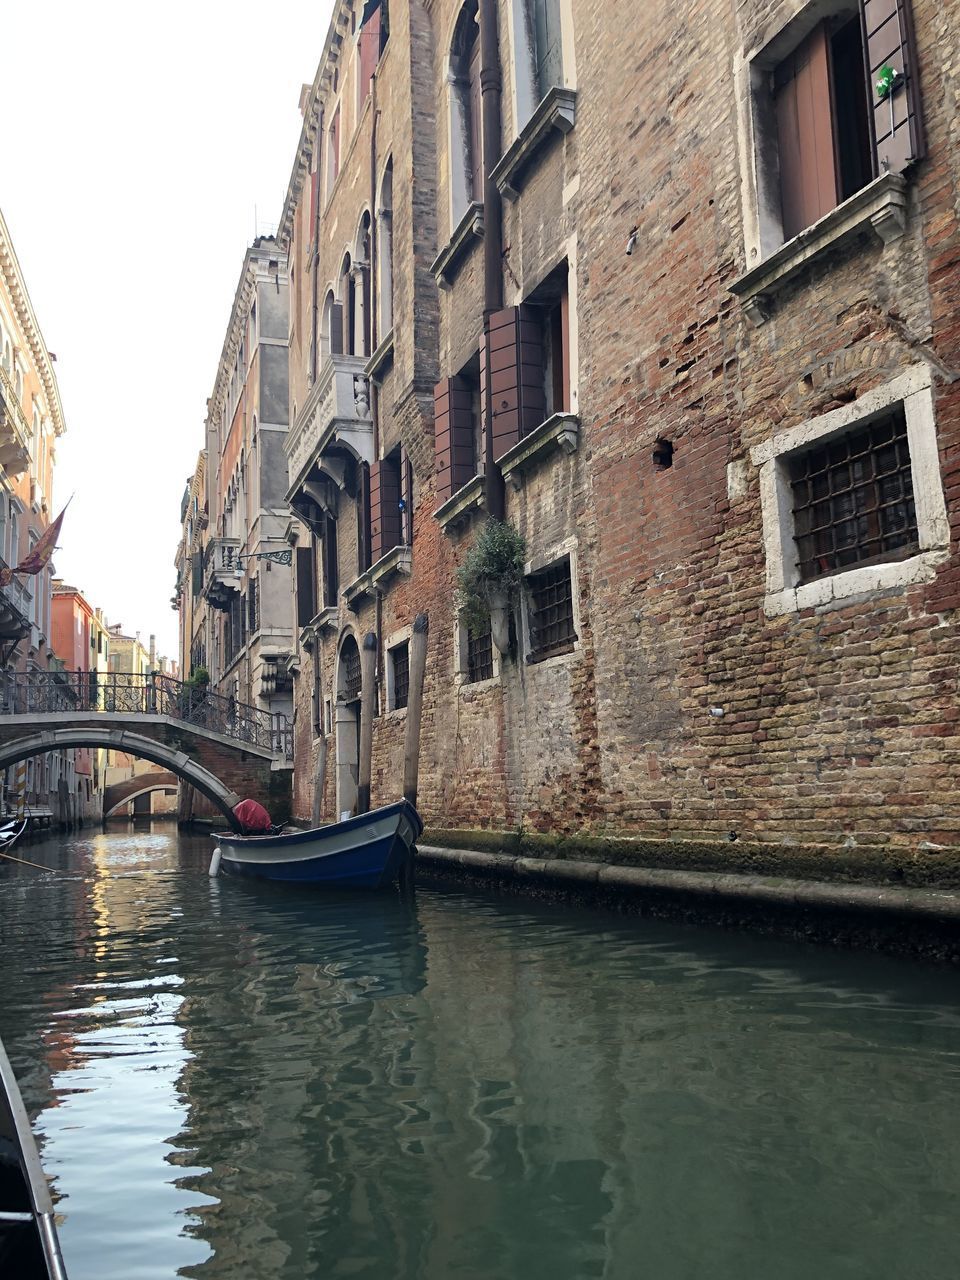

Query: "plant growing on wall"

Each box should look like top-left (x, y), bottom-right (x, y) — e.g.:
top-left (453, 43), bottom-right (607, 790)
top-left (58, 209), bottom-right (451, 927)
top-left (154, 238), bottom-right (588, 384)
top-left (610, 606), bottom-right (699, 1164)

top-left (456, 519), bottom-right (526, 654)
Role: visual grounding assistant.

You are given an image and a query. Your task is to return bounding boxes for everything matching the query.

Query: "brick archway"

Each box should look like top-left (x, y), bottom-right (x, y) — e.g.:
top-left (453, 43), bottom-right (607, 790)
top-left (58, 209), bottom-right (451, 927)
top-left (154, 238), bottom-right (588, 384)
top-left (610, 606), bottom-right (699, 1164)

top-left (0, 728), bottom-right (243, 829)
top-left (103, 769), bottom-right (179, 819)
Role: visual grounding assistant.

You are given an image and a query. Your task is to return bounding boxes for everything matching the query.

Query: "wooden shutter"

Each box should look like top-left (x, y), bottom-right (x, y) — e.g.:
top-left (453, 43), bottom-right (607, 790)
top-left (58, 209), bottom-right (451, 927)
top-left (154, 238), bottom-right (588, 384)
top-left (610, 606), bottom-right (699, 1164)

top-left (358, 8), bottom-right (381, 108)
top-left (774, 23), bottom-right (838, 240)
top-left (323, 515), bottom-right (339, 607)
top-left (434, 376), bottom-right (476, 502)
top-left (468, 38), bottom-right (483, 202)
top-left (296, 545), bottom-right (316, 627)
top-left (370, 457), bottom-right (402, 564)
top-left (330, 302), bottom-right (344, 355)
top-left (485, 306), bottom-right (546, 462)
top-left (534, 0), bottom-right (563, 98)
top-left (357, 461), bottom-right (371, 573)
top-left (860, 0), bottom-right (924, 173)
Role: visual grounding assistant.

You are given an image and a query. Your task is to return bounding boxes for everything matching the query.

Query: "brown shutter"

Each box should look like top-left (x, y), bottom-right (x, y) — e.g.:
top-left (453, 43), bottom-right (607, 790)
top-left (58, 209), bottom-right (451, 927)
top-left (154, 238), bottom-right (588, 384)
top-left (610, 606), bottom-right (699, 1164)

top-left (357, 461), bottom-right (371, 573)
top-left (330, 302), bottom-right (344, 355)
top-left (358, 9), bottom-right (381, 107)
top-left (370, 458), bottom-right (402, 564)
top-left (323, 515), bottom-right (339, 607)
top-left (860, 0), bottom-right (924, 174)
top-left (486, 306), bottom-right (546, 462)
top-left (434, 376), bottom-right (476, 502)
top-left (774, 23), bottom-right (838, 240)
top-left (296, 545), bottom-right (316, 627)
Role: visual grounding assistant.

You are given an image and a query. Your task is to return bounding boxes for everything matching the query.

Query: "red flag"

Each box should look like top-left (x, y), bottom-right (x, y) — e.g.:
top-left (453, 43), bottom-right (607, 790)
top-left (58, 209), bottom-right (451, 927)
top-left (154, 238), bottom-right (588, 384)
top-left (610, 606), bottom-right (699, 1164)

top-left (0, 503), bottom-right (68, 587)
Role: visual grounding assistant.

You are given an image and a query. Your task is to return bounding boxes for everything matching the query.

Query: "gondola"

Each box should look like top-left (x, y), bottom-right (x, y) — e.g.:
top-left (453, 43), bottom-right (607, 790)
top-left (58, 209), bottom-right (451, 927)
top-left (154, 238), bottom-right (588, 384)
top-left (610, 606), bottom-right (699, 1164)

top-left (210, 799), bottom-right (422, 890)
top-left (0, 1038), bottom-right (68, 1279)
top-left (0, 816), bottom-right (27, 852)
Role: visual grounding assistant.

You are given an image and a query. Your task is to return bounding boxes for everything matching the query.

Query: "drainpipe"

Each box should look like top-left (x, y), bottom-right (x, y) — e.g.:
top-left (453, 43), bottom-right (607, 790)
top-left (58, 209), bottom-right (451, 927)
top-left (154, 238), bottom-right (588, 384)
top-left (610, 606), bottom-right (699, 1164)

top-left (479, 0), bottom-right (505, 521)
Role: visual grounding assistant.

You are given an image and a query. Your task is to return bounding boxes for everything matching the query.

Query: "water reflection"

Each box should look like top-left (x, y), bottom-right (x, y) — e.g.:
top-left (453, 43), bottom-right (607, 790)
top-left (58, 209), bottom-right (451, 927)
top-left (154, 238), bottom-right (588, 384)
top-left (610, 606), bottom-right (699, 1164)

top-left (0, 829), bottom-right (959, 1279)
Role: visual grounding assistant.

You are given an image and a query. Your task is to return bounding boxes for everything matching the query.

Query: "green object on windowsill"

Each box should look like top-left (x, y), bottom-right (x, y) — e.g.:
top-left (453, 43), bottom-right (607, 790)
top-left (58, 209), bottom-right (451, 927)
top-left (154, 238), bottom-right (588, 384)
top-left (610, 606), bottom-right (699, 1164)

top-left (875, 64), bottom-right (900, 101)
top-left (456, 518), bottom-right (526, 639)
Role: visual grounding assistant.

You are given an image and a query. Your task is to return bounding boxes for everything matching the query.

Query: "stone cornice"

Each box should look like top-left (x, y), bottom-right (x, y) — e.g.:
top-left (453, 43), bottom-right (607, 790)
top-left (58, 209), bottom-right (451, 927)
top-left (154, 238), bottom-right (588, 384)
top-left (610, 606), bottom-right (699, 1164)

top-left (207, 240), bottom-right (287, 424)
top-left (278, 0), bottom-right (357, 250)
top-left (0, 206), bottom-right (66, 437)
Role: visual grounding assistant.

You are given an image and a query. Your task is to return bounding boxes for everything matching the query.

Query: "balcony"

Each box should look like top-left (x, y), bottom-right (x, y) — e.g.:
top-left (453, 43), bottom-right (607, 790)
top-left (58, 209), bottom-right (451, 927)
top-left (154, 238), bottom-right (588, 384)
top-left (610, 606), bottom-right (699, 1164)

top-left (202, 537), bottom-right (242, 611)
top-left (285, 355), bottom-right (374, 508)
top-left (0, 558), bottom-right (32, 659)
top-left (0, 365), bottom-right (31, 476)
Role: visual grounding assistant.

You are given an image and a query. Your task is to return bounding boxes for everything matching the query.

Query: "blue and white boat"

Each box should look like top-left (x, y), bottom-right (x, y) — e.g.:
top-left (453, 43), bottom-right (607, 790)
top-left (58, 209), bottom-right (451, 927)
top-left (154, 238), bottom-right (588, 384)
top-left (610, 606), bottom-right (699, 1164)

top-left (210, 799), bottom-right (422, 890)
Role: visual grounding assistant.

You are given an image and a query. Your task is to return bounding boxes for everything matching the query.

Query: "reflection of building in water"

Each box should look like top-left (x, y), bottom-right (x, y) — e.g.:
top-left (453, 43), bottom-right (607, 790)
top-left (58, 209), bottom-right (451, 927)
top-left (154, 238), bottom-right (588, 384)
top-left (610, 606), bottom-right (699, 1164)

top-left (171, 891), bottom-right (428, 1277)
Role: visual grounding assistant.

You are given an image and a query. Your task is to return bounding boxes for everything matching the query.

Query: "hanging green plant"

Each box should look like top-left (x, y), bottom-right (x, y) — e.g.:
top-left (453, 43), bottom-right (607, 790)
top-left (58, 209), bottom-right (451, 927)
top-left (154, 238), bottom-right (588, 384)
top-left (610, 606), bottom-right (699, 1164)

top-left (456, 519), bottom-right (526, 640)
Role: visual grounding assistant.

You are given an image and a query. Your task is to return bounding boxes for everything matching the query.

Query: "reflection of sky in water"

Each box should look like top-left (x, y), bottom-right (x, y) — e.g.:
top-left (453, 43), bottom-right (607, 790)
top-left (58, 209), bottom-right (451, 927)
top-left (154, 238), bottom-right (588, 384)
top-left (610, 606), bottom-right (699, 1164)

top-left (37, 983), bottom-right (214, 1279)
top-left (1, 827), bottom-right (960, 1280)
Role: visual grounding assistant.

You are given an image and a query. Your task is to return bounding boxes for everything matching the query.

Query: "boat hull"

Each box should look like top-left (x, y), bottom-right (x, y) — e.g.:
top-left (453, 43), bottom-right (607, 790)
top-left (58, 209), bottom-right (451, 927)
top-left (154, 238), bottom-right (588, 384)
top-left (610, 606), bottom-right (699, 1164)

top-left (214, 800), bottom-right (422, 890)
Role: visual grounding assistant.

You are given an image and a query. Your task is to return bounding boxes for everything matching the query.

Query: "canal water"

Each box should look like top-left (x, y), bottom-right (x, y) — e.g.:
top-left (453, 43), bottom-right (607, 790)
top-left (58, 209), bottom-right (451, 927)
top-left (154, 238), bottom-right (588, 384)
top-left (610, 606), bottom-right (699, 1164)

top-left (1, 828), bottom-right (958, 1279)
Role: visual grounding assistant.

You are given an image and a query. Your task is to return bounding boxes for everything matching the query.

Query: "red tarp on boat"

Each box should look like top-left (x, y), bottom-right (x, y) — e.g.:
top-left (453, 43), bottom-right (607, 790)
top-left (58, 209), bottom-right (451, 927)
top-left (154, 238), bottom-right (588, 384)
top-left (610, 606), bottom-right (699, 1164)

top-left (233, 799), bottom-right (273, 834)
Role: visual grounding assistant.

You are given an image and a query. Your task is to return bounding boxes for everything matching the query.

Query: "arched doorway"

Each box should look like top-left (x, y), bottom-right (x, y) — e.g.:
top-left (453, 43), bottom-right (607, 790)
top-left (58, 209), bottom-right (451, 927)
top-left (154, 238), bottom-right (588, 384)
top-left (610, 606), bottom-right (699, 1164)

top-left (335, 633), bottom-right (363, 818)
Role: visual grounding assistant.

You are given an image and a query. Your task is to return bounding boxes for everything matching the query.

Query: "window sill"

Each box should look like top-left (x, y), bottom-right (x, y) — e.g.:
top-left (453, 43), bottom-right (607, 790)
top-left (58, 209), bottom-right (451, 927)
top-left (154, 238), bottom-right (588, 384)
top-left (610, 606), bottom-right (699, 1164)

top-left (730, 173), bottom-right (909, 325)
top-left (764, 548), bottom-right (948, 617)
top-left (524, 642), bottom-right (580, 669)
top-left (457, 674), bottom-right (501, 695)
top-left (491, 86), bottom-right (577, 201)
top-left (433, 473), bottom-right (486, 533)
top-left (366, 328), bottom-right (394, 382)
top-left (497, 412), bottom-right (580, 489)
top-left (430, 202), bottom-right (484, 289)
top-left (343, 544), bottom-right (412, 609)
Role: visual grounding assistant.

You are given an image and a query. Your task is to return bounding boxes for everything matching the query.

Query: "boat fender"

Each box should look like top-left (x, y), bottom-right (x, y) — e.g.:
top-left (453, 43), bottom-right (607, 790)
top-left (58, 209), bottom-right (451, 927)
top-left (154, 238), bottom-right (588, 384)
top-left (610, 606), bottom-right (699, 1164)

top-left (208, 847), bottom-right (222, 878)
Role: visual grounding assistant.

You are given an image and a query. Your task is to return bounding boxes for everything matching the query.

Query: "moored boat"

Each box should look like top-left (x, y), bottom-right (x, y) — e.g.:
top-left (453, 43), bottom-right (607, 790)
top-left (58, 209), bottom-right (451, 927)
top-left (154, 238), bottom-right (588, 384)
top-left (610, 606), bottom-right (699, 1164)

top-left (211, 799), bottom-right (422, 890)
top-left (0, 1038), bottom-right (68, 1280)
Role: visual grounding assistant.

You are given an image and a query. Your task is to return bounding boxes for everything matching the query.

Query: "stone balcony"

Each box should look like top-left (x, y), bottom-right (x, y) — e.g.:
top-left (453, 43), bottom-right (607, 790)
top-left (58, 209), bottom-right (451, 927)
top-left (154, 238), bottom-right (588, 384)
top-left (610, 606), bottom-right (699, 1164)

top-left (202, 537), bottom-right (242, 611)
top-left (285, 355), bottom-right (373, 509)
top-left (0, 365), bottom-right (31, 475)
top-left (0, 559), bottom-right (32, 658)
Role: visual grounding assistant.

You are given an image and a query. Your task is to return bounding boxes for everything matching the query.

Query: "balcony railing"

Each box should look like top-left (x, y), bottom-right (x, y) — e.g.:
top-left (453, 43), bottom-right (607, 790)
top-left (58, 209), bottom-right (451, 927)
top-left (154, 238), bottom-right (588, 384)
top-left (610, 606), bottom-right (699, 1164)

top-left (0, 669), bottom-right (292, 757)
top-left (202, 537), bottom-right (242, 609)
top-left (285, 354), bottom-right (374, 501)
top-left (0, 365), bottom-right (31, 475)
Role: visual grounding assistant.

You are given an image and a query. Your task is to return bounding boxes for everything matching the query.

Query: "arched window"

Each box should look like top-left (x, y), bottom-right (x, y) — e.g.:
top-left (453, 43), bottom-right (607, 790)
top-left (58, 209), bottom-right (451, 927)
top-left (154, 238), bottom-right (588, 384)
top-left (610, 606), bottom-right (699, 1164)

top-left (338, 254), bottom-right (355, 357)
top-left (355, 212), bottom-right (372, 356)
top-left (450, 1), bottom-right (482, 224)
top-left (321, 290), bottom-right (341, 362)
top-left (513, 0), bottom-right (566, 128)
top-left (376, 159), bottom-right (394, 337)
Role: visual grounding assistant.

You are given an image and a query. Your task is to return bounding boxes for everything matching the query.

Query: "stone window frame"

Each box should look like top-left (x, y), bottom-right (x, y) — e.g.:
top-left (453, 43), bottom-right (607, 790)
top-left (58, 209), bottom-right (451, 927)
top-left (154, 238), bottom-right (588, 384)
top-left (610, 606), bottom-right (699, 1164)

top-left (505, 0), bottom-right (578, 135)
top-left (751, 365), bottom-right (949, 617)
top-left (384, 624), bottom-right (413, 716)
top-left (453, 609), bottom-right (502, 689)
top-left (731, 0), bottom-right (910, 322)
top-left (519, 535), bottom-right (582, 667)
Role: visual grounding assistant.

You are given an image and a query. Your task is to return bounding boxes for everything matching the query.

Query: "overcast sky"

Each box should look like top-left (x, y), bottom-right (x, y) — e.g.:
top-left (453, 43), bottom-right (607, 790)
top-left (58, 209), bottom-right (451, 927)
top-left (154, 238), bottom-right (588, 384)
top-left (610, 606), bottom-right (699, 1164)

top-left (2, 1), bottom-right (333, 658)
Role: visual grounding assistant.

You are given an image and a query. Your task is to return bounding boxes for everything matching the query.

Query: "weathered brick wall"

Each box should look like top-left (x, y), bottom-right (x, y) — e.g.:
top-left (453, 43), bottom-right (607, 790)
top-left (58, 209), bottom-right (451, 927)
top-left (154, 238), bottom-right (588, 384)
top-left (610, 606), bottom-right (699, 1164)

top-left (283, 0), bottom-right (960, 873)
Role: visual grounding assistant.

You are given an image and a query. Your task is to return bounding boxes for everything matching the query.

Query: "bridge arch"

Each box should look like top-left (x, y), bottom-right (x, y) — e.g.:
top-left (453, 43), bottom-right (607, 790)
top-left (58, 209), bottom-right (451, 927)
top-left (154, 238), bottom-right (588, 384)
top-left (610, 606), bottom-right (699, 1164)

top-left (0, 728), bottom-right (243, 830)
top-left (103, 770), bottom-right (179, 819)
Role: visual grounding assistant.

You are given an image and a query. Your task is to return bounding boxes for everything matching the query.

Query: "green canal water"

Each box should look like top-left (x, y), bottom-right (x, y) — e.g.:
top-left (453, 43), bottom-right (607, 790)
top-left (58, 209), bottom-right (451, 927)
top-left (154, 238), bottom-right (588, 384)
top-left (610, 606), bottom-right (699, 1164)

top-left (1, 826), bottom-right (959, 1279)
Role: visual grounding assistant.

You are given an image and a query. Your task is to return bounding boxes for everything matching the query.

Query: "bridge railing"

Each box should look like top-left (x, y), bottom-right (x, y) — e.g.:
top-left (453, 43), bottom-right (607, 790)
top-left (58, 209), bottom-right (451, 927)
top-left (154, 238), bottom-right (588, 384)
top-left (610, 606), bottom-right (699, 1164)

top-left (0, 670), bottom-right (292, 758)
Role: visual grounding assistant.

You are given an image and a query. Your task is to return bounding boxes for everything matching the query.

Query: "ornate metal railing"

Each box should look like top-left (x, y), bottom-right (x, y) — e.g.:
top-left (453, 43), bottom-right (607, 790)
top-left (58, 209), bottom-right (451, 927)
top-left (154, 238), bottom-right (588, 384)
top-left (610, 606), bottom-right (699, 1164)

top-left (0, 670), bottom-right (292, 757)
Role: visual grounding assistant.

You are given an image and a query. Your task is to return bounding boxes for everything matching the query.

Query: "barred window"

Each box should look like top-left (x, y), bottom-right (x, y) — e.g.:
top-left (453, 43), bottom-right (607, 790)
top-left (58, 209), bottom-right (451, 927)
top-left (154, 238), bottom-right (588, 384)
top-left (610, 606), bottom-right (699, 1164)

top-left (391, 642), bottom-right (410, 710)
top-left (466, 627), bottom-right (494, 683)
top-left (528, 558), bottom-right (576, 661)
top-left (789, 410), bottom-right (918, 584)
top-left (342, 641), bottom-right (362, 702)
top-left (248, 577), bottom-right (259, 634)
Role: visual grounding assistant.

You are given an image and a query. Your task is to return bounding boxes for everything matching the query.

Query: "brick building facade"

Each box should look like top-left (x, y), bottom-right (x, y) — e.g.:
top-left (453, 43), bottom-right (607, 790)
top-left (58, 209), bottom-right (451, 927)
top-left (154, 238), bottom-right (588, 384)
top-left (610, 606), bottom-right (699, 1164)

top-left (261, 0), bottom-right (960, 873)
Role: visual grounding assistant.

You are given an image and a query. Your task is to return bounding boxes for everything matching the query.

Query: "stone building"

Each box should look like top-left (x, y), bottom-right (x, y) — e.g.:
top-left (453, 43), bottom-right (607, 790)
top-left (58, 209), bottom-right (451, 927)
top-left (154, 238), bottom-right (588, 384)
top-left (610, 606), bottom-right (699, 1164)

top-left (50, 580), bottom-right (110, 823)
top-left (272, 0), bottom-right (960, 878)
top-left (199, 238), bottom-right (295, 723)
top-left (174, 451), bottom-right (209, 681)
top-left (0, 203), bottom-right (74, 822)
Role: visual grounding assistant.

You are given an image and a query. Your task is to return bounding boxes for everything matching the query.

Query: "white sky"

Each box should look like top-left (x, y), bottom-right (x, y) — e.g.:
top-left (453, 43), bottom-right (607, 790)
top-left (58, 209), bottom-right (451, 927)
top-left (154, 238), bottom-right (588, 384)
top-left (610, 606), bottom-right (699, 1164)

top-left (2, 0), bottom-right (333, 659)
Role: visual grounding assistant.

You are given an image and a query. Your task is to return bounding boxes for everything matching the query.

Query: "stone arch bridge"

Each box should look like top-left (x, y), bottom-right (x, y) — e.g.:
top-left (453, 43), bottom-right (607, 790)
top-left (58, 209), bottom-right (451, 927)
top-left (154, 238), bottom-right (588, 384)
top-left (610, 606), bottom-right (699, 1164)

top-left (0, 671), bottom-right (293, 829)
top-left (103, 769), bottom-right (179, 818)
